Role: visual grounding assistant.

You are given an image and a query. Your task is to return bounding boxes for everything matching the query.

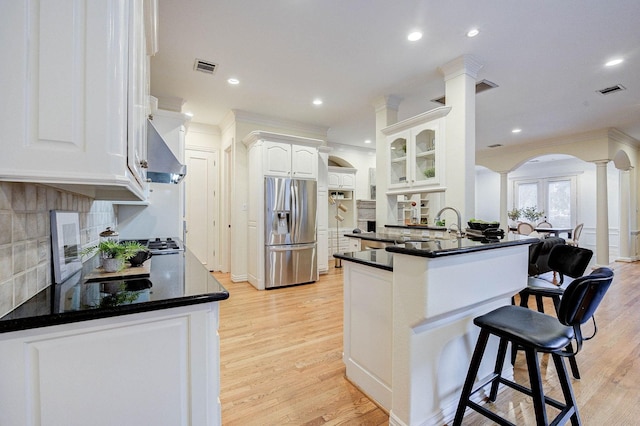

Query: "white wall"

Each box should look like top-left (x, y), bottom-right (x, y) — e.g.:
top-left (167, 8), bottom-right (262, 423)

top-left (185, 122), bottom-right (221, 151)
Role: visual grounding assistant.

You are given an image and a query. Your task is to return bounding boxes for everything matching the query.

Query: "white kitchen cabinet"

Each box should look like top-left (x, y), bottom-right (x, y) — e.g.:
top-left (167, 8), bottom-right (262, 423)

top-left (0, 303), bottom-right (222, 426)
top-left (0, 0), bottom-right (154, 201)
top-left (328, 167), bottom-right (356, 190)
top-left (317, 147), bottom-right (331, 273)
top-left (382, 107), bottom-right (451, 195)
top-left (263, 141), bottom-right (318, 179)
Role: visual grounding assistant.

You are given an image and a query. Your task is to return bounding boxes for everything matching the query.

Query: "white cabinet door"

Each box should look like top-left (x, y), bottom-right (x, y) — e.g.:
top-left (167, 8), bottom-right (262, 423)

top-left (263, 141), bottom-right (292, 177)
top-left (263, 142), bottom-right (318, 179)
top-left (291, 145), bottom-right (318, 179)
top-left (0, 0), bottom-right (148, 201)
top-left (383, 107), bottom-right (450, 194)
top-left (328, 172), bottom-right (341, 188)
top-left (340, 172), bottom-right (356, 190)
top-left (317, 228), bottom-right (329, 273)
top-left (127, 0), bottom-right (149, 188)
top-left (0, 305), bottom-right (222, 426)
top-left (328, 168), bottom-right (356, 190)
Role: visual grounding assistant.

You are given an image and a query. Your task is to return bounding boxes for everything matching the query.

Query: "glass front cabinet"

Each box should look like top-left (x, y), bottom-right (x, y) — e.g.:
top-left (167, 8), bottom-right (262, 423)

top-left (383, 107), bottom-right (450, 193)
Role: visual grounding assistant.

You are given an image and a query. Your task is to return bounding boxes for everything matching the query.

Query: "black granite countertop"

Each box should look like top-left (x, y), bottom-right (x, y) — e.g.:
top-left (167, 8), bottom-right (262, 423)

top-left (334, 235), bottom-right (538, 270)
top-left (384, 224), bottom-right (448, 231)
top-left (386, 235), bottom-right (539, 258)
top-left (333, 249), bottom-right (393, 271)
top-left (1, 248), bottom-right (229, 333)
top-left (343, 232), bottom-right (407, 243)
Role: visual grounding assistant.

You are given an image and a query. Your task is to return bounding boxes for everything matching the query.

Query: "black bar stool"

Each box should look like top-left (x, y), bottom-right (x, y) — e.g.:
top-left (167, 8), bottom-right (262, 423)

top-left (453, 267), bottom-right (614, 426)
top-left (517, 244), bottom-right (593, 379)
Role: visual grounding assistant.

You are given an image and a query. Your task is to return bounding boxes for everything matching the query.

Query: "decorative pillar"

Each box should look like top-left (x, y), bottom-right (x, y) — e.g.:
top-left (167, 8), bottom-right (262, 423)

top-left (374, 95), bottom-right (402, 230)
top-left (594, 160), bottom-right (610, 266)
top-left (439, 55), bottom-right (483, 222)
top-left (499, 171), bottom-right (509, 232)
top-left (618, 168), bottom-right (631, 261)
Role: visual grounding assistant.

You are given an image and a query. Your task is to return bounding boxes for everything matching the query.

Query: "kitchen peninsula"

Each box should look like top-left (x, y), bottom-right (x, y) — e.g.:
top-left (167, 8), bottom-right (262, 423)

top-left (0, 248), bottom-right (228, 426)
top-left (335, 235), bottom-right (537, 426)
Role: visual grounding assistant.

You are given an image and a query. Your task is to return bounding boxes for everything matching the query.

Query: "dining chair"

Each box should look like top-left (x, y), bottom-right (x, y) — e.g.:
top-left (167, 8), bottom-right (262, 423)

top-left (454, 267), bottom-right (614, 426)
top-left (517, 222), bottom-right (535, 235)
top-left (566, 223), bottom-right (584, 246)
top-left (536, 219), bottom-right (552, 238)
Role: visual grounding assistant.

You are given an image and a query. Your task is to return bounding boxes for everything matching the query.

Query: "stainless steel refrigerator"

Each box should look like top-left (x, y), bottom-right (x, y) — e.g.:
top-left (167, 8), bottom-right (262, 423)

top-left (265, 177), bottom-right (317, 288)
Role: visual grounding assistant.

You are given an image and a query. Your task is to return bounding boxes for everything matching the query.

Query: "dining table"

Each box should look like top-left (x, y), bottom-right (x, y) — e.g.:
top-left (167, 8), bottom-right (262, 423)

top-left (509, 225), bottom-right (573, 238)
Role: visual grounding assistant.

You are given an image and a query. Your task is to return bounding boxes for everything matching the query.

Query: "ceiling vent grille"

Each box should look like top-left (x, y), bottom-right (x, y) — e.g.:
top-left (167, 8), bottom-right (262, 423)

top-left (597, 84), bottom-right (625, 95)
top-left (194, 59), bottom-right (218, 74)
top-left (431, 79), bottom-right (499, 105)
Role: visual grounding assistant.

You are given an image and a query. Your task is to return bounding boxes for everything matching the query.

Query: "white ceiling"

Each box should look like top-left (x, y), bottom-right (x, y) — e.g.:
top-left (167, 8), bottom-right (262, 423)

top-left (151, 0), bottom-right (640, 150)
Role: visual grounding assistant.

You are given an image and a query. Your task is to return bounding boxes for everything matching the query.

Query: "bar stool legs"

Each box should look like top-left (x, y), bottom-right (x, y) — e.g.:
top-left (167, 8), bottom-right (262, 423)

top-left (453, 331), bottom-right (581, 426)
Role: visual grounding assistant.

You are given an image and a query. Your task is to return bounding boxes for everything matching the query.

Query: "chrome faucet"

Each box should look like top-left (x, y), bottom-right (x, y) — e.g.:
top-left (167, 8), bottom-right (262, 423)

top-left (435, 207), bottom-right (463, 237)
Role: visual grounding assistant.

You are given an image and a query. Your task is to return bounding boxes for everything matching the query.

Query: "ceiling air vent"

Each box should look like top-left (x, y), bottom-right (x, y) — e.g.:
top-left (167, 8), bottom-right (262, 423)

top-left (431, 79), bottom-right (499, 105)
top-left (194, 59), bottom-right (218, 74)
top-left (597, 84), bottom-right (625, 95)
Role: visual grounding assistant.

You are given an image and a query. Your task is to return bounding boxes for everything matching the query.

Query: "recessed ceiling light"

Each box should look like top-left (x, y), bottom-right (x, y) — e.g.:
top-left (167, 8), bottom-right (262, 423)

top-left (605, 58), bottom-right (623, 67)
top-left (313, 98), bottom-right (323, 106)
top-left (227, 78), bottom-right (240, 85)
top-left (512, 128), bottom-right (522, 134)
top-left (364, 139), bottom-right (372, 144)
top-left (466, 28), bottom-right (480, 38)
top-left (407, 31), bottom-right (422, 42)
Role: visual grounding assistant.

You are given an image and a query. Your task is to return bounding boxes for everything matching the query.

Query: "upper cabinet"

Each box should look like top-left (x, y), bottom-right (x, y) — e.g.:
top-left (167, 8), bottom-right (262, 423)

top-left (382, 107), bottom-right (451, 194)
top-left (0, 0), bottom-right (154, 201)
top-left (253, 136), bottom-right (319, 179)
top-left (328, 167), bottom-right (356, 191)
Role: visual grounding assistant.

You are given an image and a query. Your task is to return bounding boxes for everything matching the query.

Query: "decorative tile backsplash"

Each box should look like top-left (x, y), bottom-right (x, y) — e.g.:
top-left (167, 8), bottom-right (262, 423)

top-left (0, 182), bottom-right (117, 317)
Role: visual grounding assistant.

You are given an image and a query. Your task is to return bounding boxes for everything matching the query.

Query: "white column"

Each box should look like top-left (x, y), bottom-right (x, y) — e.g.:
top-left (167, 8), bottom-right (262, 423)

top-left (595, 160), bottom-right (610, 266)
top-left (439, 55), bottom-right (483, 222)
top-left (499, 171), bottom-right (509, 232)
top-left (374, 95), bottom-right (402, 230)
top-left (618, 169), bottom-right (631, 261)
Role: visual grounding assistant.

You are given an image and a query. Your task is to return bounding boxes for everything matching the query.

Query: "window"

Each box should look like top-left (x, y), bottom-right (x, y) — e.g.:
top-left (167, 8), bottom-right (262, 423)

top-left (514, 176), bottom-right (576, 228)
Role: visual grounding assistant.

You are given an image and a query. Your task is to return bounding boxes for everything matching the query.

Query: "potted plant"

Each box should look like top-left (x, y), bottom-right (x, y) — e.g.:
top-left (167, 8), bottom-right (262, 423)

top-left (507, 207), bottom-right (521, 223)
top-left (423, 167), bottom-right (436, 178)
top-left (82, 240), bottom-right (146, 272)
top-left (522, 206), bottom-right (545, 223)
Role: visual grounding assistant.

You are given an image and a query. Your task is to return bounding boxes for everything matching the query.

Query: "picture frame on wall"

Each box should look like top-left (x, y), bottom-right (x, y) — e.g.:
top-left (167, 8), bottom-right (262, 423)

top-left (50, 210), bottom-right (82, 284)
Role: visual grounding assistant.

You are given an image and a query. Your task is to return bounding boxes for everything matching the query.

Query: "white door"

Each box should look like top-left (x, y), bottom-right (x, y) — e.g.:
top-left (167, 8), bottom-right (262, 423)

top-left (185, 149), bottom-right (218, 269)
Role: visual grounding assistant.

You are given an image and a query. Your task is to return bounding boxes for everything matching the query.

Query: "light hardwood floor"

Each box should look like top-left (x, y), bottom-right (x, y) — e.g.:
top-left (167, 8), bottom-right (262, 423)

top-left (214, 260), bottom-right (640, 425)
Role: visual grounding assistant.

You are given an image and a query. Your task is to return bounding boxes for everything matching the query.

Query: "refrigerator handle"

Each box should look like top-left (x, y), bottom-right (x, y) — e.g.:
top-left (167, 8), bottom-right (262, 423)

top-left (268, 243), bottom-right (316, 252)
top-left (290, 180), bottom-right (297, 241)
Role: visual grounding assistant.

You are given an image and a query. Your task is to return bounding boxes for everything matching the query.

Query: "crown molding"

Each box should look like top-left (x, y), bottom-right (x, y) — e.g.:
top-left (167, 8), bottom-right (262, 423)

top-left (373, 95), bottom-right (403, 113)
top-left (439, 54), bottom-right (484, 81)
top-left (232, 109), bottom-right (329, 137)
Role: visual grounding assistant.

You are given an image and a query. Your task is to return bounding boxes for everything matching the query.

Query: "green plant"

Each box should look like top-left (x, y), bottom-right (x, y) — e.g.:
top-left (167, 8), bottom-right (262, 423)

top-left (507, 207), bottom-right (521, 221)
top-left (423, 167), bottom-right (435, 178)
top-left (522, 206), bottom-right (544, 222)
top-left (82, 240), bottom-right (146, 261)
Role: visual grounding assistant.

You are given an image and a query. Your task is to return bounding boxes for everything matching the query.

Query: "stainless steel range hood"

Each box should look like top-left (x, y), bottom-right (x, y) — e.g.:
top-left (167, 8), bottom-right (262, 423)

top-left (146, 119), bottom-right (187, 184)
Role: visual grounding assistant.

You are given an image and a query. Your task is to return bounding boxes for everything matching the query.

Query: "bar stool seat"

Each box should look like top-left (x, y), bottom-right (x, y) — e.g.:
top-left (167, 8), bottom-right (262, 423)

top-left (453, 267), bottom-right (614, 426)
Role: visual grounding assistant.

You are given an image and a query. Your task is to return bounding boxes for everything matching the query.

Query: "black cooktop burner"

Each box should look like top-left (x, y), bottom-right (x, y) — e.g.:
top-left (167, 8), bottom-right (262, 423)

top-left (124, 238), bottom-right (184, 254)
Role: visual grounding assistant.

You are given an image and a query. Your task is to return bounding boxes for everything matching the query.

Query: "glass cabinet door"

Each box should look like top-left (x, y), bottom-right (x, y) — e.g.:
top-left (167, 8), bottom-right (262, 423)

top-left (389, 135), bottom-right (408, 186)
top-left (413, 128), bottom-right (436, 185)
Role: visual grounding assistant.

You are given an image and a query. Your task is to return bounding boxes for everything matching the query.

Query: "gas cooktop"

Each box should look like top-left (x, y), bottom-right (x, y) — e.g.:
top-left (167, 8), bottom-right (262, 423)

top-left (124, 237), bottom-right (184, 254)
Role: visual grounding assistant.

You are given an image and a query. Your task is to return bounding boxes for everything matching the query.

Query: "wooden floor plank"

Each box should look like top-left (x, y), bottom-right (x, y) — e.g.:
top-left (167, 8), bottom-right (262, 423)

top-left (216, 260), bottom-right (640, 425)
